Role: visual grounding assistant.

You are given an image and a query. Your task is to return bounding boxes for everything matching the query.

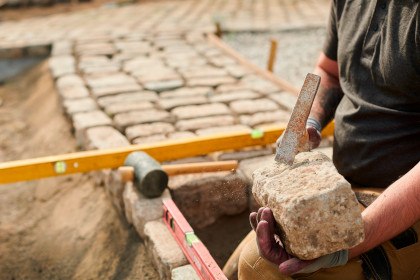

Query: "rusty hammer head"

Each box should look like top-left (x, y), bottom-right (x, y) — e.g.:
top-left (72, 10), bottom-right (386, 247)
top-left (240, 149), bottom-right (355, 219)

top-left (123, 151), bottom-right (168, 198)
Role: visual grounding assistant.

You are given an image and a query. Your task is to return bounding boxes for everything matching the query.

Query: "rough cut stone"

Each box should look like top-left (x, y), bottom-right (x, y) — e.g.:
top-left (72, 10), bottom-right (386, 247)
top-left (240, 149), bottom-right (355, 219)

top-left (230, 98), bottom-right (278, 114)
top-left (252, 151), bottom-right (364, 260)
top-left (143, 79), bottom-right (184, 92)
top-left (196, 124), bottom-right (251, 136)
top-left (72, 111), bottom-right (113, 146)
top-left (49, 55), bottom-right (75, 78)
top-left (269, 92), bottom-right (298, 112)
top-left (168, 171), bottom-right (248, 228)
top-left (168, 131), bottom-right (196, 139)
top-left (132, 134), bottom-right (167, 145)
top-left (176, 115), bottom-right (235, 131)
top-left (187, 76), bottom-right (236, 87)
top-left (58, 86), bottom-right (90, 100)
top-left (172, 103), bottom-right (231, 120)
top-left (159, 96), bottom-right (208, 110)
top-left (85, 126), bottom-right (130, 150)
top-left (144, 220), bottom-right (188, 279)
top-left (56, 74), bottom-right (84, 90)
top-left (63, 98), bottom-right (98, 115)
top-left (123, 182), bottom-right (170, 233)
top-left (86, 73), bottom-right (138, 89)
top-left (97, 91), bottom-right (158, 107)
top-left (104, 101), bottom-right (154, 116)
top-left (241, 75), bottom-right (280, 93)
top-left (239, 110), bottom-right (290, 127)
top-left (90, 83), bottom-right (142, 97)
top-left (160, 87), bottom-right (212, 99)
top-left (171, 265), bottom-right (200, 280)
top-left (217, 147), bottom-right (274, 161)
top-left (114, 110), bottom-right (173, 131)
top-left (210, 90), bottom-right (261, 103)
top-left (126, 122), bottom-right (175, 141)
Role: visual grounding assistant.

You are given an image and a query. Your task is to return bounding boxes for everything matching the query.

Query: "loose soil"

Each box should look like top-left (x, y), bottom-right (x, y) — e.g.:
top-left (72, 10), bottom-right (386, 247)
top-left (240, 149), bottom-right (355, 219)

top-left (0, 61), bottom-right (158, 279)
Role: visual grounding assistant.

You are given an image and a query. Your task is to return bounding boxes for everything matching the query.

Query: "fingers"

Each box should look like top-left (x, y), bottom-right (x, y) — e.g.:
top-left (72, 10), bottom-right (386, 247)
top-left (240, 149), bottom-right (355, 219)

top-left (279, 258), bottom-right (316, 276)
top-left (307, 126), bottom-right (321, 150)
top-left (249, 212), bottom-right (257, 231)
top-left (260, 208), bottom-right (276, 236)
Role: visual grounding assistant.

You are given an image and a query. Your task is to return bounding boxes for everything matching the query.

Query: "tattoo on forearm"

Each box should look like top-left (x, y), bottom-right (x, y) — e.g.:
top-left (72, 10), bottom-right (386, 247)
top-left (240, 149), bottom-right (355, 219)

top-left (311, 85), bottom-right (344, 128)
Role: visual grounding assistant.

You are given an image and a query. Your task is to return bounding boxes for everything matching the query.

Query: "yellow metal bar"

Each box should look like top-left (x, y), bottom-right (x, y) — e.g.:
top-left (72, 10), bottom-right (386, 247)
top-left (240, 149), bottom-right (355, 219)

top-left (0, 123), bottom-right (334, 184)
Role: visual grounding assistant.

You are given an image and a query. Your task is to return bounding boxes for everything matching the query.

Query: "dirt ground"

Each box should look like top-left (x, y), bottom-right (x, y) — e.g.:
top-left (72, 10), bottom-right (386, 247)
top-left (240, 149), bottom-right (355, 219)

top-left (0, 61), bottom-right (158, 279)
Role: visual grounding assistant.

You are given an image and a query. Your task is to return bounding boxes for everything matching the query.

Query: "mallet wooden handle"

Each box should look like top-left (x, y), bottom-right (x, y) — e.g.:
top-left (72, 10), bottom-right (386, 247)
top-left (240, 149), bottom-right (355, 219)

top-left (119, 160), bottom-right (238, 182)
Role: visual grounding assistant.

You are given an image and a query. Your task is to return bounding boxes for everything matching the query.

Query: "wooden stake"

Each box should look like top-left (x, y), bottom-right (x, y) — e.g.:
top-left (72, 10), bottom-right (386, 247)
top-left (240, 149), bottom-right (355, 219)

top-left (267, 38), bottom-right (278, 72)
top-left (215, 22), bottom-right (223, 38)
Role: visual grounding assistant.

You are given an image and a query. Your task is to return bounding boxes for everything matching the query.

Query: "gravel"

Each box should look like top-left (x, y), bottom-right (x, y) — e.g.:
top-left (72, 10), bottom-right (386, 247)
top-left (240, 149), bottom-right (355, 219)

top-left (223, 27), bottom-right (327, 88)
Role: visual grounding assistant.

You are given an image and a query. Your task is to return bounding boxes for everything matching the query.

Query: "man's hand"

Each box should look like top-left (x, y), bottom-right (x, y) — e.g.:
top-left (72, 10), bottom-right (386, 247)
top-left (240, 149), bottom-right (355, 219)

top-left (276, 117), bottom-right (322, 155)
top-left (249, 207), bottom-right (348, 276)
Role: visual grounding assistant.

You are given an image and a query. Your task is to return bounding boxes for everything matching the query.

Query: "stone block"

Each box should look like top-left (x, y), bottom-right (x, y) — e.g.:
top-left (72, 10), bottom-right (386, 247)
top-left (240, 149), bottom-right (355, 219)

top-left (104, 101), bottom-right (154, 116)
top-left (159, 96), bottom-right (208, 110)
top-left (56, 74), bottom-right (84, 90)
top-left (114, 110), bottom-right (174, 131)
top-left (126, 122), bottom-right (175, 141)
top-left (168, 131), bottom-right (196, 139)
top-left (168, 171), bottom-right (248, 228)
top-left (143, 79), bottom-right (184, 92)
top-left (209, 90), bottom-right (261, 103)
top-left (51, 41), bottom-right (73, 56)
top-left (216, 147), bottom-right (274, 161)
top-left (132, 134), bottom-right (167, 145)
top-left (90, 83), bottom-right (142, 98)
top-left (171, 265), bottom-right (200, 280)
top-left (85, 73), bottom-right (138, 89)
top-left (172, 103), bottom-right (231, 120)
top-left (49, 55), bottom-right (75, 78)
top-left (97, 91), bottom-right (158, 107)
top-left (241, 75), bottom-right (280, 93)
top-left (103, 169), bottom-right (126, 213)
top-left (72, 111), bottom-right (113, 146)
top-left (187, 76), bottom-right (237, 87)
top-left (75, 42), bottom-right (116, 56)
top-left (269, 92), bottom-right (298, 112)
top-left (196, 124), bottom-right (251, 136)
top-left (252, 151), bottom-right (364, 260)
top-left (58, 86), bottom-right (90, 100)
top-left (230, 98), bottom-right (278, 114)
top-left (216, 83), bottom-right (250, 93)
top-left (239, 110), bottom-right (290, 127)
top-left (160, 87), bottom-right (212, 99)
top-left (63, 97), bottom-right (98, 115)
top-left (144, 220), bottom-right (188, 279)
top-left (175, 115), bottom-right (235, 131)
top-left (124, 182), bottom-right (171, 236)
top-left (179, 66), bottom-right (228, 80)
top-left (85, 126), bottom-right (130, 150)
top-left (225, 64), bottom-right (251, 78)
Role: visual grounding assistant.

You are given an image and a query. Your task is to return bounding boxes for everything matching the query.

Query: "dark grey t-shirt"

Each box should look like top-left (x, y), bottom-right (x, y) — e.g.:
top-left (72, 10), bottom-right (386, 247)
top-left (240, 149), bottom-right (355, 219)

top-left (324, 0), bottom-right (420, 188)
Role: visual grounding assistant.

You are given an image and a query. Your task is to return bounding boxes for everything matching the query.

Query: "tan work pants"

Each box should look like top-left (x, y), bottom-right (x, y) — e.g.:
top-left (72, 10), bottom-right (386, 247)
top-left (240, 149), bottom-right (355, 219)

top-left (238, 197), bottom-right (420, 280)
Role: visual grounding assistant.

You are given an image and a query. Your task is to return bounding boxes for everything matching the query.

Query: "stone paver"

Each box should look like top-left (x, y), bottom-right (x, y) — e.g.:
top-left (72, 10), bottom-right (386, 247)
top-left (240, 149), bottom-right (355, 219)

top-left (187, 76), bottom-right (237, 87)
top-left (159, 96), bottom-right (208, 110)
top-left (132, 134), bottom-right (167, 145)
top-left (114, 110), bottom-right (174, 131)
top-left (176, 115), bottom-right (235, 131)
top-left (97, 91), bottom-right (158, 107)
top-left (63, 97), bottom-right (98, 115)
top-left (159, 87), bottom-right (212, 99)
top-left (104, 101), bottom-right (155, 116)
top-left (209, 89), bottom-right (261, 103)
top-left (49, 55), bottom-right (75, 78)
top-left (144, 220), bottom-right (188, 279)
top-left (230, 98), bottom-right (279, 114)
top-left (196, 124), bottom-right (251, 136)
top-left (171, 265), bottom-right (200, 280)
top-left (239, 110), bottom-right (290, 127)
top-left (126, 122), bottom-right (175, 141)
top-left (84, 126), bottom-right (130, 150)
top-left (172, 103), bottom-right (231, 120)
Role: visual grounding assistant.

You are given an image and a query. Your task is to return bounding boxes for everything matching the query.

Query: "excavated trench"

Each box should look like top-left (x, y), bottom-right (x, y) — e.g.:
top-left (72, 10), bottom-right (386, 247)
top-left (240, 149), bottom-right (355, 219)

top-left (0, 60), bottom-right (254, 279)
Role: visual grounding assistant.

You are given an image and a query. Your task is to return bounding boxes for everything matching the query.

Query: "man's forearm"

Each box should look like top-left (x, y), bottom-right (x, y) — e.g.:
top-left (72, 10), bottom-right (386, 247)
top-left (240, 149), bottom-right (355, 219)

top-left (349, 162), bottom-right (420, 259)
top-left (310, 53), bottom-right (344, 128)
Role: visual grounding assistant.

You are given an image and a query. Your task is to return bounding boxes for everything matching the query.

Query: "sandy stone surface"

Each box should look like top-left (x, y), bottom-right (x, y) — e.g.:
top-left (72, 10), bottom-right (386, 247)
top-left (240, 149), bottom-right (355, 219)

top-left (252, 151), bottom-right (364, 260)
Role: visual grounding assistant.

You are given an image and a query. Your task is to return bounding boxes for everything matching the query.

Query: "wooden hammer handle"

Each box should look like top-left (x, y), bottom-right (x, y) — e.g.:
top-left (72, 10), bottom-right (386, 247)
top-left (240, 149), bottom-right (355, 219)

top-left (118, 160), bottom-right (238, 182)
